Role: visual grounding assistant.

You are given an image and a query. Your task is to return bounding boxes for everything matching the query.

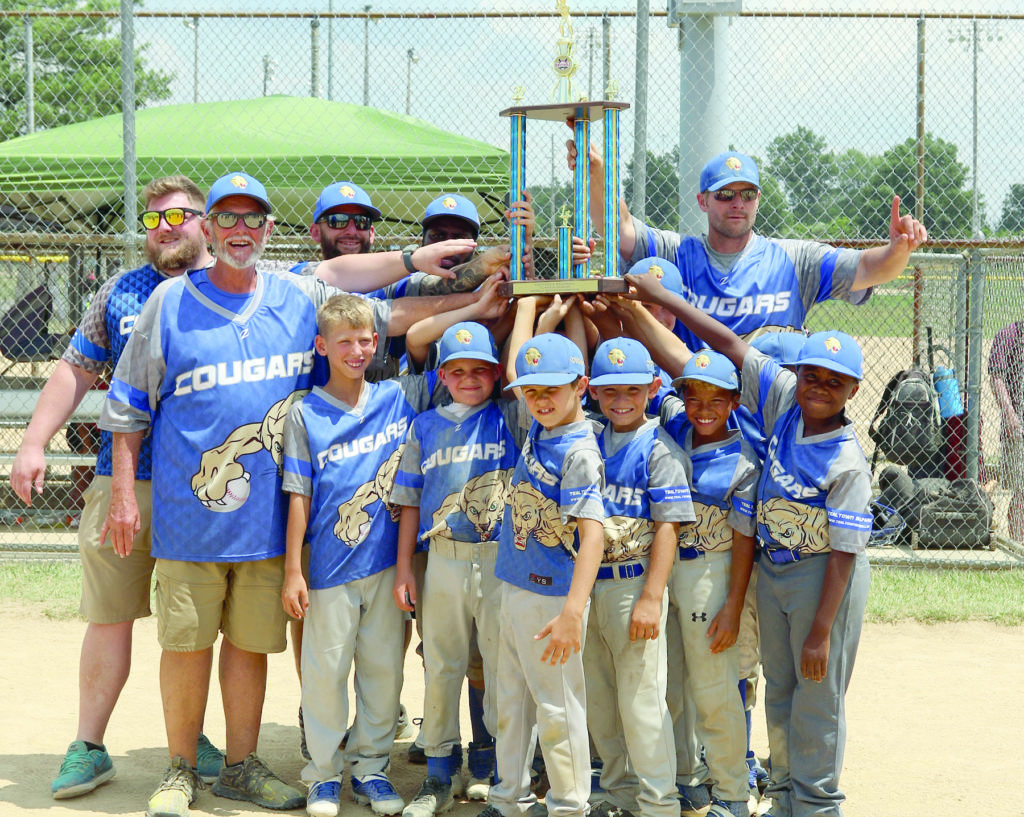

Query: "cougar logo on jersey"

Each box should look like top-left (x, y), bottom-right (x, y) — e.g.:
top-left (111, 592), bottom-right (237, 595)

top-left (317, 418), bottom-right (408, 468)
top-left (603, 515), bottom-right (655, 561)
top-left (422, 440), bottom-right (506, 471)
top-left (431, 468), bottom-right (512, 540)
top-left (174, 351), bottom-right (314, 396)
top-left (510, 482), bottom-right (563, 550)
top-left (689, 501), bottom-right (732, 551)
top-left (334, 447), bottom-right (404, 546)
top-left (759, 496), bottom-right (829, 553)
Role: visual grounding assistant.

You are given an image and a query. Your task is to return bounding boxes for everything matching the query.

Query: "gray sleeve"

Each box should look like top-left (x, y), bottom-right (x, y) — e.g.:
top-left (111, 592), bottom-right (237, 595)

top-left (740, 346), bottom-right (797, 438)
top-left (97, 282), bottom-right (170, 433)
top-left (824, 450), bottom-right (873, 554)
top-left (388, 420), bottom-right (424, 507)
top-left (648, 436), bottom-right (696, 523)
top-left (559, 441), bottom-right (605, 524)
top-left (61, 273), bottom-right (120, 373)
top-left (501, 398), bottom-right (532, 450)
top-left (726, 442), bottom-right (760, 537)
top-left (658, 393), bottom-right (686, 427)
top-left (776, 238), bottom-right (868, 310)
top-left (626, 216), bottom-right (682, 269)
top-left (281, 401), bottom-right (314, 497)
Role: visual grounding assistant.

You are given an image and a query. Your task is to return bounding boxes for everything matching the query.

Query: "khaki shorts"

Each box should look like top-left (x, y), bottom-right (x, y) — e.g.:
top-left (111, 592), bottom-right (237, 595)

top-left (78, 475), bottom-right (155, 624)
top-left (154, 555), bottom-right (288, 654)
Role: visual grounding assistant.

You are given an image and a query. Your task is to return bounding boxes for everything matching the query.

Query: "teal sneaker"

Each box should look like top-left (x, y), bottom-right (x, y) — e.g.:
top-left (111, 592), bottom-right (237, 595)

top-left (51, 740), bottom-right (116, 799)
top-left (196, 733), bottom-right (225, 783)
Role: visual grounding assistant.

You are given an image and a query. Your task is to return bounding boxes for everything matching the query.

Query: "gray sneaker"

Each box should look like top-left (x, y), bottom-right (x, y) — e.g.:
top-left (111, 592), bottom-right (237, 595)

top-left (212, 753), bottom-right (305, 810)
top-left (147, 756), bottom-right (202, 817)
top-left (402, 776), bottom-right (454, 817)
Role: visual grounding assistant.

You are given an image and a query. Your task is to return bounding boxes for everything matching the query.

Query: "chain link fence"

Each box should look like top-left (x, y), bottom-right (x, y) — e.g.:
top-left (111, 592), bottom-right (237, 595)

top-left (1, 1), bottom-right (1022, 567)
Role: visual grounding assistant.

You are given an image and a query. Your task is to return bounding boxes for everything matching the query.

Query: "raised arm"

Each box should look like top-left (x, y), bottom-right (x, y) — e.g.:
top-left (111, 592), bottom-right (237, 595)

top-left (414, 245), bottom-right (512, 296)
top-left (851, 196), bottom-right (928, 291)
top-left (566, 129), bottom-right (637, 262)
top-left (624, 272), bottom-right (749, 370)
top-left (313, 239), bottom-right (476, 293)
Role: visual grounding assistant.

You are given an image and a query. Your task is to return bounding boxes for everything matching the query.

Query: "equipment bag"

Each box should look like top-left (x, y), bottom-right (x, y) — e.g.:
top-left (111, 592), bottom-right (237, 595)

top-left (868, 367), bottom-right (942, 471)
top-left (916, 478), bottom-right (993, 550)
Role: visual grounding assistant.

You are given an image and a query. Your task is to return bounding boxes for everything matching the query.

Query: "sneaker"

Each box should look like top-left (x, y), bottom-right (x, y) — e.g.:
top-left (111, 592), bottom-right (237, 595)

top-left (52, 740), bottom-right (116, 799)
top-left (678, 783), bottom-right (711, 817)
top-left (212, 753), bottom-right (305, 810)
top-left (478, 806), bottom-right (505, 817)
top-left (146, 756), bottom-right (202, 817)
top-left (299, 707), bottom-right (311, 762)
top-left (408, 739), bottom-right (427, 765)
top-left (395, 704), bottom-right (417, 741)
top-left (308, 779), bottom-right (343, 817)
top-left (403, 775), bottom-right (454, 817)
top-left (590, 802), bottom-right (637, 817)
top-left (465, 742), bottom-right (495, 801)
top-left (448, 745), bottom-right (465, 798)
top-left (352, 772), bottom-right (405, 816)
top-left (196, 733), bottom-right (225, 784)
top-left (708, 799), bottom-right (748, 817)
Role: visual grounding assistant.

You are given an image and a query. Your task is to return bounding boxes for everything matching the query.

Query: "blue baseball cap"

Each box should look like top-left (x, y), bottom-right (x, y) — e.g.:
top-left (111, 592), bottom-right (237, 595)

top-left (796, 331), bottom-right (863, 380)
top-left (506, 333), bottom-right (585, 390)
top-left (422, 194), bottom-right (480, 238)
top-left (590, 338), bottom-right (656, 386)
top-left (438, 321), bottom-right (499, 366)
top-left (751, 331), bottom-right (805, 366)
top-left (313, 181), bottom-right (381, 223)
top-left (206, 172), bottom-right (271, 214)
top-left (699, 151), bottom-right (760, 192)
top-left (629, 256), bottom-right (683, 297)
top-left (673, 350), bottom-right (740, 391)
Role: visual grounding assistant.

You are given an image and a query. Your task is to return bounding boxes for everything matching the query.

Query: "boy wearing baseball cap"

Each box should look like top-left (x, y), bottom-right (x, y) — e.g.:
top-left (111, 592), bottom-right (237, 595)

top-left (628, 272), bottom-right (872, 817)
top-left (583, 338), bottom-right (695, 817)
top-left (480, 331), bottom-right (605, 817)
top-left (390, 319), bottom-right (525, 817)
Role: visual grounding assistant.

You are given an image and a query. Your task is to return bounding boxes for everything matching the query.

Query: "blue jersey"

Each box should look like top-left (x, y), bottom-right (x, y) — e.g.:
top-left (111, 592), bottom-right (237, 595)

top-left (281, 375), bottom-right (442, 589)
top-left (390, 400), bottom-right (524, 547)
top-left (99, 266), bottom-right (342, 562)
top-left (64, 264), bottom-right (168, 479)
top-left (596, 417), bottom-right (694, 563)
top-left (496, 420), bottom-right (605, 597)
top-left (741, 349), bottom-right (872, 555)
top-left (628, 228), bottom-right (865, 350)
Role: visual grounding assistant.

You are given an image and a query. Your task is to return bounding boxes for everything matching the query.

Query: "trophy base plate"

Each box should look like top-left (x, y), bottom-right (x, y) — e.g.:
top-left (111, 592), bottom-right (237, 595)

top-left (498, 278), bottom-right (629, 298)
top-left (500, 100), bottom-right (630, 121)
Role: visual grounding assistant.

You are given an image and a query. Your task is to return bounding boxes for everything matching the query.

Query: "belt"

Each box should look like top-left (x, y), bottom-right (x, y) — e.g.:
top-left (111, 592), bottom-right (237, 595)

top-left (429, 537), bottom-right (490, 561)
top-left (678, 546), bottom-right (705, 560)
top-left (763, 546), bottom-right (799, 565)
top-left (595, 561), bottom-right (645, 581)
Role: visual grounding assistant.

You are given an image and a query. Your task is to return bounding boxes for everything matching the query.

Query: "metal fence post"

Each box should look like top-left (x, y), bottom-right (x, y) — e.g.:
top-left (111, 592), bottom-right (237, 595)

top-left (633, 0), bottom-right (649, 222)
top-left (311, 16), bottom-right (321, 98)
top-left (120, 0), bottom-right (138, 270)
top-left (965, 249), bottom-right (986, 483)
top-left (23, 15), bottom-right (34, 134)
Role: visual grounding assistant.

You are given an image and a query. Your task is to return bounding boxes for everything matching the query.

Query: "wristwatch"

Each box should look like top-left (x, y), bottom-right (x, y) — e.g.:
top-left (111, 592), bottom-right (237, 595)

top-left (402, 249), bottom-right (417, 274)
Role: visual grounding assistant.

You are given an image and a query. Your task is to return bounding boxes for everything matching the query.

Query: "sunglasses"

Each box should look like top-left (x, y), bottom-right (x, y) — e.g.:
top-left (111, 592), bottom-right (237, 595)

top-left (141, 208), bottom-right (202, 230)
top-left (208, 211), bottom-right (268, 229)
top-left (710, 189), bottom-right (759, 202)
top-left (319, 213), bottom-right (373, 230)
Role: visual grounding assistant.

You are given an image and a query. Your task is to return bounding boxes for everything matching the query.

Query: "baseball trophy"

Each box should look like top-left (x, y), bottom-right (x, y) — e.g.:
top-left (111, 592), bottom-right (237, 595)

top-left (498, 0), bottom-right (629, 297)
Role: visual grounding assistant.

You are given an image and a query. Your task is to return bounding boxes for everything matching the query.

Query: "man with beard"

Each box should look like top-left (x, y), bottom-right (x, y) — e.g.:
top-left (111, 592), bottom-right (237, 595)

top-left (10, 175), bottom-right (227, 800)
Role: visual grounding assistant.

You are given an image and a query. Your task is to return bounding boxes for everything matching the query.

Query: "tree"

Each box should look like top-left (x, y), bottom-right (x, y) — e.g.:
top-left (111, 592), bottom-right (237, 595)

top-left (848, 134), bottom-right (976, 240)
top-left (766, 126), bottom-right (837, 225)
top-left (0, 0), bottom-right (171, 141)
top-left (624, 147), bottom-right (679, 231)
top-left (998, 184), bottom-right (1024, 235)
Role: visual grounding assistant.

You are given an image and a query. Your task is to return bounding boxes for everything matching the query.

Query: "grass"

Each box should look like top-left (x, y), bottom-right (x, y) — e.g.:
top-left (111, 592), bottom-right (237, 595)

top-left (0, 560), bottom-right (1021, 626)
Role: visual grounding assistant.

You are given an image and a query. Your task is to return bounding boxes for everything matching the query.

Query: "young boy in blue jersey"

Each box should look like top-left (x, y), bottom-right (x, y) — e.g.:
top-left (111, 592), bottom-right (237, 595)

top-left (479, 331), bottom-right (606, 817)
top-left (391, 321), bottom-right (526, 817)
top-left (628, 272), bottom-right (872, 817)
top-left (281, 294), bottom-right (452, 817)
top-left (583, 337), bottom-right (695, 817)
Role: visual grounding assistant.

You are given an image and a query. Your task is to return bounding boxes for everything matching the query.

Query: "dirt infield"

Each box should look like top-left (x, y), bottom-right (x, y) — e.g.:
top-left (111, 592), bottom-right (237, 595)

top-left (0, 606), bottom-right (1018, 817)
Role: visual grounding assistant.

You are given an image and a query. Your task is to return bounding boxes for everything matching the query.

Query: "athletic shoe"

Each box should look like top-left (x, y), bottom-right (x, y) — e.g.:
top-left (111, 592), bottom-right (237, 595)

top-left (478, 806), bottom-right (504, 817)
top-left (196, 733), bottom-right (225, 784)
top-left (51, 740), bottom-right (116, 799)
top-left (465, 742), bottom-right (495, 801)
top-left (708, 798), bottom-right (749, 817)
top-left (590, 802), bottom-right (637, 817)
top-left (678, 783), bottom-right (711, 817)
top-left (403, 775), bottom-right (454, 817)
top-left (448, 745), bottom-right (465, 798)
top-left (352, 772), bottom-right (405, 815)
top-left (308, 779), bottom-right (343, 817)
top-left (299, 707), bottom-right (312, 761)
top-left (146, 756), bottom-right (201, 817)
top-left (395, 704), bottom-right (417, 741)
top-left (212, 753), bottom-right (305, 810)
top-left (408, 739), bottom-right (427, 765)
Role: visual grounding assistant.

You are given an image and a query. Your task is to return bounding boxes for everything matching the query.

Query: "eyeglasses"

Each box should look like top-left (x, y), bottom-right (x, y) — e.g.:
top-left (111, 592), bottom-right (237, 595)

top-left (208, 211), bottom-right (268, 230)
top-left (424, 227), bottom-right (475, 244)
top-left (319, 213), bottom-right (373, 231)
top-left (141, 208), bottom-right (202, 230)
top-left (709, 189), bottom-right (759, 203)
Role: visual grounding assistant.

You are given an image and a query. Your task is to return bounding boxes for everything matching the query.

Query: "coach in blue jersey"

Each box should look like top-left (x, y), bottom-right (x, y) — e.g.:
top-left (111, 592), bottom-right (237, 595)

top-left (568, 144), bottom-right (927, 349)
top-left (10, 175), bottom-right (227, 800)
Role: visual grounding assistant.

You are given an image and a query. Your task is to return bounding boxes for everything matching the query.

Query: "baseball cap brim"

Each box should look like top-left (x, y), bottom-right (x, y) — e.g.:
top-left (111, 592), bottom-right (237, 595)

top-left (795, 357), bottom-right (862, 381)
top-left (672, 372), bottom-right (739, 390)
top-left (439, 350), bottom-right (499, 366)
top-left (505, 372), bottom-right (577, 390)
top-left (590, 372), bottom-right (654, 386)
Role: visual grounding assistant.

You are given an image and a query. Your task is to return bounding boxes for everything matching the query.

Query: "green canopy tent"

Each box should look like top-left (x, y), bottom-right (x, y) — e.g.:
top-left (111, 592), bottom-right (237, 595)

top-left (0, 96), bottom-right (511, 239)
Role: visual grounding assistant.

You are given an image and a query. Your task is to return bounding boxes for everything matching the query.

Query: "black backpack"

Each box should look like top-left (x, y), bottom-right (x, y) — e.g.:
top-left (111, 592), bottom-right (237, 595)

top-left (868, 368), bottom-right (942, 471)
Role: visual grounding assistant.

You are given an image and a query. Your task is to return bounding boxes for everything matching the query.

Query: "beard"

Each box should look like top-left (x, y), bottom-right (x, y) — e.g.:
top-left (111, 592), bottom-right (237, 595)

top-left (145, 231), bottom-right (206, 272)
top-left (212, 235), bottom-right (265, 270)
top-left (319, 232), bottom-right (371, 259)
